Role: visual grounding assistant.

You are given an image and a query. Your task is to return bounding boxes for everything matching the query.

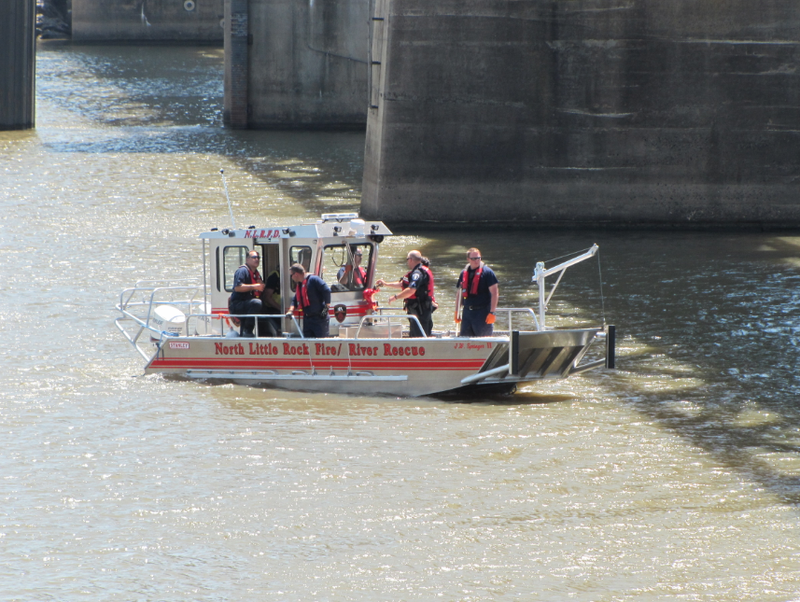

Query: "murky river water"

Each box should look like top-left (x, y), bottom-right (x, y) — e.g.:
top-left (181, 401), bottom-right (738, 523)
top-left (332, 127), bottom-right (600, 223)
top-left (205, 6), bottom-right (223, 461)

top-left (3, 42), bottom-right (800, 601)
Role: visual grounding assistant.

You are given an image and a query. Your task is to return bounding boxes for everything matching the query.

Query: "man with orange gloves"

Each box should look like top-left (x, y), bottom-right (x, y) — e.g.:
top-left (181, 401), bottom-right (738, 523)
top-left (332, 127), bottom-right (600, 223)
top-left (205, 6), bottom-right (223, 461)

top-left (456, 247), bottom-right (499, 337)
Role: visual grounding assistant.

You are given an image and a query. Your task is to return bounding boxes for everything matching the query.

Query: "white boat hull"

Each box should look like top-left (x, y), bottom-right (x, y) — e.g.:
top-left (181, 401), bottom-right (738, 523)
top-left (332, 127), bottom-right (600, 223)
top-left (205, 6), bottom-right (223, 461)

top-left (144, 329), bottom-right (606, 397)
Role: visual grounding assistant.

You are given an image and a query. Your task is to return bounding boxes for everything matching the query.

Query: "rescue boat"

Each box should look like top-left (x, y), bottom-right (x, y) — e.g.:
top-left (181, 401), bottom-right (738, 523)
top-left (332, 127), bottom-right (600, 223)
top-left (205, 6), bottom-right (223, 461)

top-left (115, 213), bottom-right (615, 397)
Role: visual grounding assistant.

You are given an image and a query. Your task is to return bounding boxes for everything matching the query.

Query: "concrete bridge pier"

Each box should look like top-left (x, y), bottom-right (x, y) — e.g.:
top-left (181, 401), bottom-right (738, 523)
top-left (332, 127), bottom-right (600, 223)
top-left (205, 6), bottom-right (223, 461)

top-left (224, 0), bottom-right (369, 129)
top-left (1, 0), bottom-right (36, 130)
top-left (71, 0), bottom-right (224, 42)
top-left (362, 0), bottom-right (800, 228)
top-left (224, 0), bottom-right (249, 128)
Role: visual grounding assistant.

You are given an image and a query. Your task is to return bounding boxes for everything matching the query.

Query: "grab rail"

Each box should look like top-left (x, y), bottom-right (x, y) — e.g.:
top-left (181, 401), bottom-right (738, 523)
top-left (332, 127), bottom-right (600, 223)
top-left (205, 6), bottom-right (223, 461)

top-left (116, 281), bottom-right (208, 360)
top-left (353, 311), bottom-right (427, 338)
top-left (494, 307), bottom-right (541, 332)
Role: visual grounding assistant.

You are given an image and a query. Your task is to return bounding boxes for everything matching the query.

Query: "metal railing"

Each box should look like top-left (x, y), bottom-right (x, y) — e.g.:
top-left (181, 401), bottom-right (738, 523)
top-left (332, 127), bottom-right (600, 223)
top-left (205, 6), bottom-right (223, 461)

top-left (115, 280), bottom-right (209, 360)
top-left (492, 307), bottom-right (541, 333)
top-left (350, 311), bottom-right (426, 339)
top-left (116, 280), bottom-right (315, 360)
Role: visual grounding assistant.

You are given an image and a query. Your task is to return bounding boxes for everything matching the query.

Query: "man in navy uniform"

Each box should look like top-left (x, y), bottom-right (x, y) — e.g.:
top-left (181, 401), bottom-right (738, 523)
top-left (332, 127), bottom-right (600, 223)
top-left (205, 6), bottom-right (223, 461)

top-left (286, 263), bottom-right (332, 338)
top-left (379, 250), bottom-right (435, 337)
top-left (229, 251), bottom-right (276, 337)
top-left (456, 247), bottom-right (499, 337)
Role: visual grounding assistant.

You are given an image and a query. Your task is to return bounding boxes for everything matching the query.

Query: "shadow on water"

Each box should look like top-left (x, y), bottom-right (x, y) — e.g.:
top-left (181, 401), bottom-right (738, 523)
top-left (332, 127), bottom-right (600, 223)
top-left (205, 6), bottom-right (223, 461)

top-left (596, 232), bottom-right (800, 505)
top-left (429, 389), bottom-right (578, 406)
top-left (627, 386), bottom-right (800, 505)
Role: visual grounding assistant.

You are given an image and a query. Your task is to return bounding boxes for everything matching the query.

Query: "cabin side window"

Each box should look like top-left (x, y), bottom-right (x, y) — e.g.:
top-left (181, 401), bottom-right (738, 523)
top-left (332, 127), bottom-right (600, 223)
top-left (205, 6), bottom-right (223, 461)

top-left (288, 246), bottom-right (313, 291)
top-left (321, 243), bottom-right (374, 292)
top-left (223, 246), bottom-right (249, 292)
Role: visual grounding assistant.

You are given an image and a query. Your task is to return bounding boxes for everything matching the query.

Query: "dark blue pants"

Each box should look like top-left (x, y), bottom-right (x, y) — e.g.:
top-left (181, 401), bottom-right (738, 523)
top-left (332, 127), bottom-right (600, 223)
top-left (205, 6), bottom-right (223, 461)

top-left (302, 316), bottom-right (329, 338)
top-left (406, 300), bottom-right (433, 338)
top-left (459, 307), bottom-right (493, 337)
top-left (230, 298), bottom-right (277, 337)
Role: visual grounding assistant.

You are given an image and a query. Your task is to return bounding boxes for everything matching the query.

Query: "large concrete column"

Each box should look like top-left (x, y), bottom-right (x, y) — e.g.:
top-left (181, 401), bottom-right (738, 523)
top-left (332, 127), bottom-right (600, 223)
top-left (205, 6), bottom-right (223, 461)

top-left (72, 0), bottom-right (224, 42)
top-left (236, 0), bottom-right (369, 129)
top-left (362, 0), bottom-right (800, 227)
top-left (0, 0), bottom-right (36, 130)
top-left (224, 0), bottom-right (249, 128)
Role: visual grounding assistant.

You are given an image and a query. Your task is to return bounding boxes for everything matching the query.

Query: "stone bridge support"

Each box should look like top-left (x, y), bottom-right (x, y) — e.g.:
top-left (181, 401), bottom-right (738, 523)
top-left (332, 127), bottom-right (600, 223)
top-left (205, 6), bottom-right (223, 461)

top-left (0, 0), bottom-right (36, 130)
top-left (362, 0), bottom-right (800, 227)
top-left (72, 0), bottom-right (224, 41)
top-left (224, 0), bottom-right (369, 129)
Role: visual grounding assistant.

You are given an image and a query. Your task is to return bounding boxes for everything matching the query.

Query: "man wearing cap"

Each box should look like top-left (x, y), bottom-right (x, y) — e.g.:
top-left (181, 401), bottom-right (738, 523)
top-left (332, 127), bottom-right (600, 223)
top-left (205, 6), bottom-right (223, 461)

top-left (286, 263), bottom-right (332, 338)
top-left (456, 247), bottom-right (499, 337)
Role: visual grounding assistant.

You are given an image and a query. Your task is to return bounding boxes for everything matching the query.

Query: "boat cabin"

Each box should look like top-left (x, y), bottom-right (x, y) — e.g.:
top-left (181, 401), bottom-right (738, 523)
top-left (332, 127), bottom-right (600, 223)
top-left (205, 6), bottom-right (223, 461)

top-left (201, 213), bottom-right (392, 336)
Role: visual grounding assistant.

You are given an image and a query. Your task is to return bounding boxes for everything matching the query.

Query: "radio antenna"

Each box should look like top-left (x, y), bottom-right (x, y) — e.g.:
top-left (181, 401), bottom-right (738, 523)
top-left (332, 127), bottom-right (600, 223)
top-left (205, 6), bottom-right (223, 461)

top-left (220, 169), bottom-right (236, 230)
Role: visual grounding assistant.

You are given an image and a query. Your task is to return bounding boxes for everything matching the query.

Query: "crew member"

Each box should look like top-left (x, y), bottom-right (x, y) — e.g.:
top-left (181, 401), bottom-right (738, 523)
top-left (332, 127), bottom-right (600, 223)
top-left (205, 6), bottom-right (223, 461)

top-left (286, 263), bottom-right (332, 338)
top-left (228, 251), bottom-right (276, 337)
top-left (378, 250), bottom-right (435, 337)
top-left (262, 267), bottom-right (282, 335)
top-left (337, 248), bottom-right (367, 289)
top-left (456, 247), bottom-right (499, 337)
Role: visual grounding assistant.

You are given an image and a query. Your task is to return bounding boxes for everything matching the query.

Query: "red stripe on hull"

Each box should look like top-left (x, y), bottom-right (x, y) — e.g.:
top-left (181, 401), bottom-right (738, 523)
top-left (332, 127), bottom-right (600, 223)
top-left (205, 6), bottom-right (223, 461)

top-left (149, 358), bottom-right (484, 371)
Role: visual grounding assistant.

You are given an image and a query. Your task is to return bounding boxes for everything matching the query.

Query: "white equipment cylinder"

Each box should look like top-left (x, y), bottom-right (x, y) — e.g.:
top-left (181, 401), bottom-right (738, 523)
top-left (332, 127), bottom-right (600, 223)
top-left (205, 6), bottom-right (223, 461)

top-left (151, 305), bottom-right (186, 338)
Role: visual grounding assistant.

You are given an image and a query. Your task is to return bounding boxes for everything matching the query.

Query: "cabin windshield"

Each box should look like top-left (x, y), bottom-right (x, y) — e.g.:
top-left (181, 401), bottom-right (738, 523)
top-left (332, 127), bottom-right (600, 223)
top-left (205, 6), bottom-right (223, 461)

top-left (222, 245), bottom-right (250, 292)
top-left (288, 245), bottom-right (314, 292)
top-left (322, 243), bottom-right (374, 292)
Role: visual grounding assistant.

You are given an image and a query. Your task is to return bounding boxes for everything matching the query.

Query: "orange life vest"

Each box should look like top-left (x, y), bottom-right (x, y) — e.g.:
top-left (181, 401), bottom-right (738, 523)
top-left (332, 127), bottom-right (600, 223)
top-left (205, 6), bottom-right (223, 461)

top-left (461, 266), bottom-right (482, 299)
top-left (295, 277), bottom-right (311, 308)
